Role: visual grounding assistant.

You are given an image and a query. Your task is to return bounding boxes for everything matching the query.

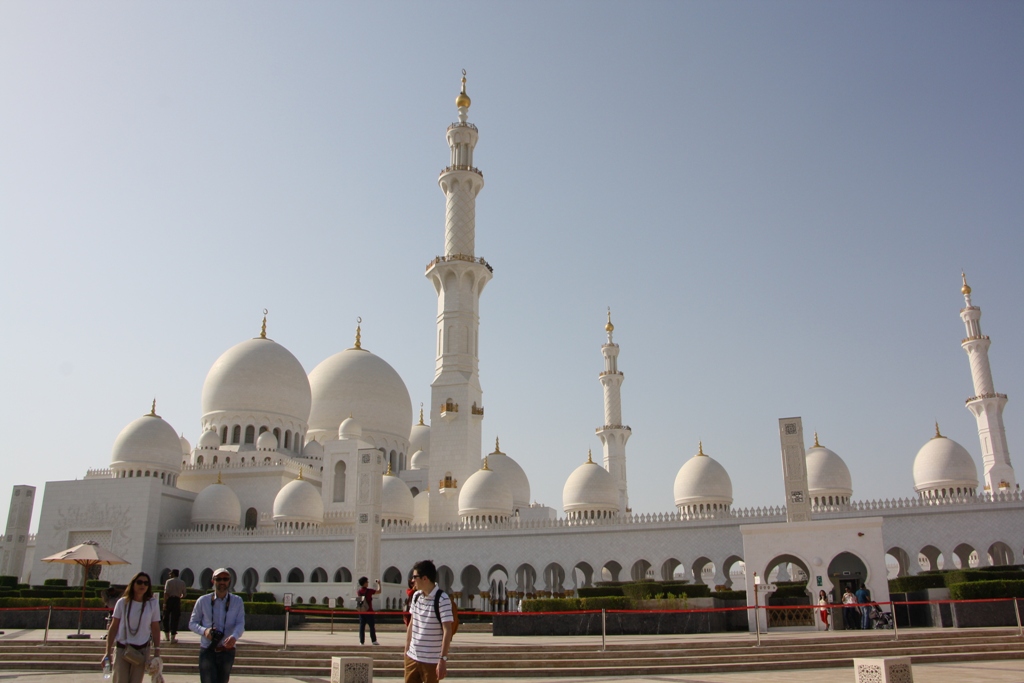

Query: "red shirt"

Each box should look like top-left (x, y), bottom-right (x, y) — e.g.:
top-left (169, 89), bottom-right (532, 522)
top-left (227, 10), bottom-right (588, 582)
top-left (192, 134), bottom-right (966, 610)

top-left (357, 586), bottom-right (377, 611)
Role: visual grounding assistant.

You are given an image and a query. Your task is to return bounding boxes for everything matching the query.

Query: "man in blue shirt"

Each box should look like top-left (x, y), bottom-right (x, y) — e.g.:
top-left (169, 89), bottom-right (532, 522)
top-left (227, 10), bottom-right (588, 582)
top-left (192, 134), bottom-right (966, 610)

top-left (855, 583), bottom-right (871, 630)
top-left (189, 568), bottom-right (245, 683)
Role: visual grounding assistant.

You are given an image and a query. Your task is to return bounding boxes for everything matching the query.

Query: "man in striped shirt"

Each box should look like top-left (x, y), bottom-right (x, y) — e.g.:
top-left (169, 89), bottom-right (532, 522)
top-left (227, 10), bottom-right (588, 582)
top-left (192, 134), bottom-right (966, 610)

top-left (404, 560), bottom-right (454, 682)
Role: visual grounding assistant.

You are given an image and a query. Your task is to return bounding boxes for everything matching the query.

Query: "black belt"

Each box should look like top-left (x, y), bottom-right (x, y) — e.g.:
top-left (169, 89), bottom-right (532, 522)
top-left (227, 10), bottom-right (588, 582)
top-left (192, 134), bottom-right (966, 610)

top-left (115, 642), bottom-right (149, 649)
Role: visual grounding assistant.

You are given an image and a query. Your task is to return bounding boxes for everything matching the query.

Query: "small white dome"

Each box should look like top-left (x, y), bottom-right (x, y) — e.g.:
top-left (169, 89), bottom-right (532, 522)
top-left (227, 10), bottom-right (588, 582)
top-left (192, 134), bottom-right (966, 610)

top-left (409, 449), bottom-right (428, 470)
top-left (256, 431), bottom-right (278, 452)
top-left (382, 470), bottom-right (414, 523)
top-left (201, 337), bottom-right (312, 424)
top-left (198, 429), bottom-right (221, 450)
top-left (303, 439), bottom-right (324, 459)
top-left (459, 461), bottom-right (514, 519)
top-left (273, 475), bottom-right (324, 525)
top-left (339, 416), bottom-right (362, 440)
top-left (483, 439), bottom-right (530, 510)
top-left (412, 490), bottom-right (430, 525)
top-left (179, 435), bottom-right (191, 456)
top-left (191, 482), bottom-right (241, 527)
top-left (806, 439), bottom-right (853, 499)
top-left (409, 411), bottom-right (430, 456)
top-left (111, 410), bottom-right (183, 472)
top-left (913, 430), bottom-right (978, 496)
top-left (673, 444), bottom-right (733, 509)
top-left (307, 347), bottom-right (413, 445)
top-left (562, 453), bottom-right (619, 516)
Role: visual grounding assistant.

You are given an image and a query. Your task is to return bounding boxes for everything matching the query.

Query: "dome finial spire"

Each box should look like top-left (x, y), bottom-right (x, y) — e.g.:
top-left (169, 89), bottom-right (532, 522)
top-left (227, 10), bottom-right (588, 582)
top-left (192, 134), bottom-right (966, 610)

top-left (697, 441), bottom-right (705, 456)
top-left (353, 317), bottom-right (362, 350)
top-left (813, 431), bottom-right (820, 448)
top-left (149, 399), bottom-right (158, 417)
top-left (482, 456), bottom-right (490, 471)
top-left (297, 465), bottom-right (304, 481)
top-left (961, 271), bottom-right (971, 296)
top-left (385, 461), bottom-right (393, 476)
top-left (586, 448), bottom-right (593, 464)
top-left (216, 470), bottom-right (223, 485)
top-left (260, 308), bottom-right (268, 339)
top-left (418, 403), bottom-right (425, 425)
top-left (934, 421), bottom-right (943, 439)
top-left (494, 436), bottom-right (501, 454)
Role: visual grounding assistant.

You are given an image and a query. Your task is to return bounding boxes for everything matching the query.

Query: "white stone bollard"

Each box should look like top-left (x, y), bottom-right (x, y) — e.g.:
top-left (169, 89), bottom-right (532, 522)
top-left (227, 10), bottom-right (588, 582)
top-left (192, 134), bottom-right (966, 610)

top-left (331, 656), bottom-right (373, 683)
top-left (853, 656), bottom-right (913, 683)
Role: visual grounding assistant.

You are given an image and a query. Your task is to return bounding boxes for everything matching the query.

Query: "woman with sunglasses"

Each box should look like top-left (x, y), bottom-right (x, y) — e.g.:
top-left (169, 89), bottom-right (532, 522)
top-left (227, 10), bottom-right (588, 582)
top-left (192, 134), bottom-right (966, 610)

top-left (102, 572), bottom-right (162, 683)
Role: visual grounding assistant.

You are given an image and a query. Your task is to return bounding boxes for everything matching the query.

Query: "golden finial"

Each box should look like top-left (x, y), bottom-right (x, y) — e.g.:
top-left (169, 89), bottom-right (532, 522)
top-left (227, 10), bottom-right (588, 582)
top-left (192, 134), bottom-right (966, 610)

top-left (586, 449), bottom-right (593, 464)
top-left (260, 308), bottom-right (268, 339)
top-left (813, 432), bottom-right (820, 448)
top-left (605, 307), bottom-right (614, 333)
top-left (418, 403), bottom-right (425, 425)
top-left (353, 317), bottom-right (362, 350)
top-left (492, 436), bottom-right (502, 454)
top-left (386, 462), bottom-right (393, 476)
top-left (216, 471), bottom-right (223, 485)
top-left (297, 466), bottom-right (304, 481)
top-left (482, 457), bottom-right (490, 471)
top-left (961, 272), bottom-right (971, 296)
top-left (697, 441), bottom-right (706, 456)
top-left (456, 69), bottom-right (471, 109)
top-left (148, 399), bottom-right (158, 417)
top-left (934, 421), bottom-right (943, 439)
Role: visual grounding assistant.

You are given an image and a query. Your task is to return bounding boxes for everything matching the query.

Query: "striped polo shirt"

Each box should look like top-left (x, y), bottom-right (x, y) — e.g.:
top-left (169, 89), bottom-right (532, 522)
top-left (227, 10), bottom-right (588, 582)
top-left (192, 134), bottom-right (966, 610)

top-left (406, 586), bottom-right (453, 664)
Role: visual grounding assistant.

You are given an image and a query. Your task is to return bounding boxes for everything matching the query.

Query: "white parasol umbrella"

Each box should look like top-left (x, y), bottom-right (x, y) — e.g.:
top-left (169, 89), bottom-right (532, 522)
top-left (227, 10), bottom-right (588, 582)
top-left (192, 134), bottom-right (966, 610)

top-left (42, 540), bottom-right (130, 638)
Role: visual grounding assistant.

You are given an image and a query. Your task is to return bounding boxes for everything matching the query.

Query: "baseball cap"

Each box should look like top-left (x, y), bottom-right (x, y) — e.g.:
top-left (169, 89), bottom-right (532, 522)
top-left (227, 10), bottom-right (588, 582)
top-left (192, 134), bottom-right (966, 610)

top-left (213, 568), bottom-right (230, 578)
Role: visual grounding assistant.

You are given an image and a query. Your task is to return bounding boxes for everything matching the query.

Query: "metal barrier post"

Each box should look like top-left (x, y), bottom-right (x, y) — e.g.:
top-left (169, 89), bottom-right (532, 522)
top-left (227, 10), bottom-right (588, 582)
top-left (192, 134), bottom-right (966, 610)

top-left (282, 608), bottom-right (289, 650)
top-left (891, 601), bottom-right (898, 641)
top-left (43, 606), bottom-right (52, 645)
top-left (1014, 597), bottom-right (1022, 637)
top-left (330, 608), bottom-right (334, 635)
top-left (601, 609), bottom-right (606, 652)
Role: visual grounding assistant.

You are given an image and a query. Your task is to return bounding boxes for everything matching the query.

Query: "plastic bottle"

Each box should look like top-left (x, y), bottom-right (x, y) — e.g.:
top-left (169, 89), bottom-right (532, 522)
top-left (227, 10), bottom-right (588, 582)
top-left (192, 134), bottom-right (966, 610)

top-left (102, 656), bottom-right (112, 680)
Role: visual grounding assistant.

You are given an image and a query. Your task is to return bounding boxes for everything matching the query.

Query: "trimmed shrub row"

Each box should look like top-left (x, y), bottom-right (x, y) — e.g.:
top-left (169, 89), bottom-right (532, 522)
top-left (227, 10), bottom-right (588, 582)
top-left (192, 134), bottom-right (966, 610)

top-left (0, 576), bottom-right (18, 589)
top-left (521, 597), bottom-right (631, 612)
top-left (889, 568), bottom-right (1024, 594)
top-left (889, 574), bottom-right (947, 593)
top-left (948, 580), bottom-right (1024, 600)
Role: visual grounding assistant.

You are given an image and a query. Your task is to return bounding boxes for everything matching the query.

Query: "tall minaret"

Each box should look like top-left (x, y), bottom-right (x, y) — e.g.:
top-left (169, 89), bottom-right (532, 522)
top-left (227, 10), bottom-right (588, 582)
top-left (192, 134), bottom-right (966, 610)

top-left (426, 72), bottom-right (492, 524)
top-left (959, 273), bottom-right (1016, 493)
top-left (595, 310), bottom-right (631, 512)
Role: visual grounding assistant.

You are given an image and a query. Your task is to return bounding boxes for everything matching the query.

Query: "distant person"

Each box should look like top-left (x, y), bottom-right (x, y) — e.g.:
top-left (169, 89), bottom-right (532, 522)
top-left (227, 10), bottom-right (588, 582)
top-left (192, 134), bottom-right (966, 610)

top-left (163, 569), bottom-right (187, 644)
top-left (189, 568), bottom-right (244, 683)
top-left (855, 583), bottom-right (872, 630)
top-left (817, 590), bottom-right (830, 631)
top-left (405, 560), bottom-right (453, 682)
top-left (102, 571), bottom-right (162, 683)
top-left (842, 587), bottom-right (858, 629)
top-left (356, 576), bottom-right (381, 645)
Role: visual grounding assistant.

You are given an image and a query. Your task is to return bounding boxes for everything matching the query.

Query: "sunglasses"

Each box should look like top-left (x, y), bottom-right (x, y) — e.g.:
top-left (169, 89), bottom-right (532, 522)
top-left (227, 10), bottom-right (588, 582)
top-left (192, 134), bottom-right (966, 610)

top-left (214, 577), bottom-right (230, 582)
top-left (135, 580), bottom-right (150, 586)
top-left (411, 575), bottom-right (422, 580)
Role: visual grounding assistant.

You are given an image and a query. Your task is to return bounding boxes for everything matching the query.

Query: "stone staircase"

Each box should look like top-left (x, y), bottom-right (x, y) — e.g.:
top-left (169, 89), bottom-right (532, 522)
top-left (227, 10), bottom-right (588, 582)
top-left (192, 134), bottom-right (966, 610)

top-left (1, 630), bottom-right (1022, 677)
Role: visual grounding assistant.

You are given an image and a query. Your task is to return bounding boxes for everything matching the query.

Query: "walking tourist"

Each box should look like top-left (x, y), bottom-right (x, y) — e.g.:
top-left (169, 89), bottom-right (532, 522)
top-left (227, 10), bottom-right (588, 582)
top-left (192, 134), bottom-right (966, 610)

top-left (356, 576), bottom-right (381, 645)
top-left (405, 560), bottom-right (454, 682)
top-left (189, 568), bottom-right (245, 683)
top-left (162, 569), bottom-right (187, 643)
top-left (817, 589), bottom-right (830, 630)
top-left (102, 571), bottom-right (162, 683)
top-left (856, 583), bottom-right (872, 630)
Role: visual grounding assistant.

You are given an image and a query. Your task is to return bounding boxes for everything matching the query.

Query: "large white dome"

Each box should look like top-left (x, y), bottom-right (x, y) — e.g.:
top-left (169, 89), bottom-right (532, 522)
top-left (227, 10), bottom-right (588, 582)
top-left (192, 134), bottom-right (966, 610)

top-left (410, 449), bottom-right (428, 470)
top-left (111, 409), bottom-right (184, 473)
top-left (483, 439), bottom-right (530, 510)
top-left (459, 461), bottom-right (514, 520)
top-left (273, 475), bottom-right (324, 525)
top-left (307, 347), bottom-right (413, 445)
top-left (562, 452), bottom-right (619, 517)
top-left (806, 436), bottom-right (853, 502)
top-left (382, 469), bottom-right (414, 524)
top-left (202, 337), bottom-right (311, 423)
top-left (913, 428), bottom-right (978, 497)
top-left (412, 490), bottom-right (430, 525)
top-left (673, 444), bottom-right (733, 511)
top-left (191, 481), bottom-right (241, 528)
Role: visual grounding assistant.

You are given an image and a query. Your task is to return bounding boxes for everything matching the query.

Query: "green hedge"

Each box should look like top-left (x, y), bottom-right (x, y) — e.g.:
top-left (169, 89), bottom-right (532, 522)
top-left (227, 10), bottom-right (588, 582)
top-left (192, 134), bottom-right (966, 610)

top-left (889, 574), bottom-right (947, 593)
top-left (944, 569), bottom-right (1023, 585)
top-left (0, 597), bottom-right (106, 608)
top-left (622, 581), bottom-right (660, 601)
top-left (581, 596), bottom-right (631, 610)
top-left (771, 585), bottom-right (808, 599)
top-left (19, 589), bottom-right (95, 598)
top-left (521, 598), bottom-right (581, 612)
top-left (577, 586), bottom-right (624, 598)
top-left (0, 576), bottom-right (19, 588)
top-left (244, 602), bottom-right (285, 615)
top-left (712, 590), bottom-right (746, 601)
top-left (43, 579), bottom-right (69, 587)
top-left (948, 580), bottom-right (1024, 600)
top-left (86, 580), bottom-right (111, 589)
top-left (248, 592), bottom-right (277, 603)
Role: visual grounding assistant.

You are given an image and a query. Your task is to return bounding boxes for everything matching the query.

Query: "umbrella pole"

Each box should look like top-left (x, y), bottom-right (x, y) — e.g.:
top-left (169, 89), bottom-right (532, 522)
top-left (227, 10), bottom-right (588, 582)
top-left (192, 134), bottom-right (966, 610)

top-left (68, 561), bottom-right (92, 639)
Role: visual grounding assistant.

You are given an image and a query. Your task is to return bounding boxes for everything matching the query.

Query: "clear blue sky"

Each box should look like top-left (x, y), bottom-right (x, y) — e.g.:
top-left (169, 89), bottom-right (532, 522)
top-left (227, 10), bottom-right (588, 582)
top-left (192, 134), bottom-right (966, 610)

top-left (2, 1), bottom-right (1022, 533)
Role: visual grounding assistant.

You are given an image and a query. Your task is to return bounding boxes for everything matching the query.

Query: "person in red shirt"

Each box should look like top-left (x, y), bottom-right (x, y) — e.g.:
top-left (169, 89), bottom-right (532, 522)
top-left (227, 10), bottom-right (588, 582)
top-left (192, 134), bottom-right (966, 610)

top-left (356, 577), bottom-right (381, 645)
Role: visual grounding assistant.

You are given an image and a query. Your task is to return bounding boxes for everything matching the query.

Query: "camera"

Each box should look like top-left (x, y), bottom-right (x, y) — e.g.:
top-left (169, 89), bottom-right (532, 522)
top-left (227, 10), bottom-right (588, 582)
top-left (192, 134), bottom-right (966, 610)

top-left (208, 629), bottom-right (225, 648)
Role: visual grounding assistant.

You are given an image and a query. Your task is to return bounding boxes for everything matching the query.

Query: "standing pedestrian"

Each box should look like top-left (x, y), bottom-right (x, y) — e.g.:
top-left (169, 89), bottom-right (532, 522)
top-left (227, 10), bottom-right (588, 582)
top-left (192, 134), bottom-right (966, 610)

top-left (189, 568), bottom-right (245, 683)
top-left (162, 569), bottom-right (187, 644)
top-left (856, 582), bottom-right (872, 630)
top-left (405, 560), bottom-right (453, 682)
top-left (842, 587), bottom-right (858, 629)
top-left (356, 576), bottom-right (381, 645)
top-left (102, 571), bottom-right (161, 683)
top-left (817, 589), bottom-right (830, 631)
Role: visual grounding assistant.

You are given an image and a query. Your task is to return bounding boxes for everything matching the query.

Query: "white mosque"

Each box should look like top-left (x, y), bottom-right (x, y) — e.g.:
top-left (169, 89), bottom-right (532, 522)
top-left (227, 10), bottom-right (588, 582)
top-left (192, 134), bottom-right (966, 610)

top-left (2, 76), bottom-right (1021, 620)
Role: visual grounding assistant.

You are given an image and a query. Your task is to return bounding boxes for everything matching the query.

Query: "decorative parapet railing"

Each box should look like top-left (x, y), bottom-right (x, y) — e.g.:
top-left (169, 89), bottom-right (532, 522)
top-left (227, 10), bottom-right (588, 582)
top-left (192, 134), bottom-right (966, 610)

top-left (598, 371), bottom-right (623, 377)
top-left (159, 525), bottom-right (354, 541)
top-left (961, 334), bottom-right (990, 343)
top-left (471, 404), bottom-right (484, 416)
top-left (447, 122), bottom-right (478, 132)
top-left (965, 392), bottom-right (1007, 403)
top-left (85, 468), bottom-right (114, 479)
top-left (180, 456), bottom-right (320, 480)
top-left (439, 164), bottom-right (483, 178)
top-left (596, 424), bottom-right (631, 432)
top-left (426, 254), bottom-right (493, 273)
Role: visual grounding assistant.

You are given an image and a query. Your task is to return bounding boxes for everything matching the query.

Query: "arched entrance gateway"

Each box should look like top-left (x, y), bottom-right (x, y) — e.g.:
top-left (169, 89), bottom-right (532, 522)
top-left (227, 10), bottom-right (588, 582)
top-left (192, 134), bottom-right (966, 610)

top-left (764, 554), bottom-right (813, 627)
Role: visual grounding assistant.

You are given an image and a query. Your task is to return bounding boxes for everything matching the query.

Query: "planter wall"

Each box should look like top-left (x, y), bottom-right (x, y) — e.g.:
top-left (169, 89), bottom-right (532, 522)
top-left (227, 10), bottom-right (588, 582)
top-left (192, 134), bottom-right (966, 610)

top-left (493, 608), bottom-right (727, 636)
top-left (951, 599), bottom-right (1022, 628)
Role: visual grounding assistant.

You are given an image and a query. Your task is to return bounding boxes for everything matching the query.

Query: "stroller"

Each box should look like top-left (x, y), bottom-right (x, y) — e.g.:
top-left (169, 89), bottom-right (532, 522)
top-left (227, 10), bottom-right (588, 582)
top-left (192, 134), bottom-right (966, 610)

top-left (870, 605), bottom-right (894, 629)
